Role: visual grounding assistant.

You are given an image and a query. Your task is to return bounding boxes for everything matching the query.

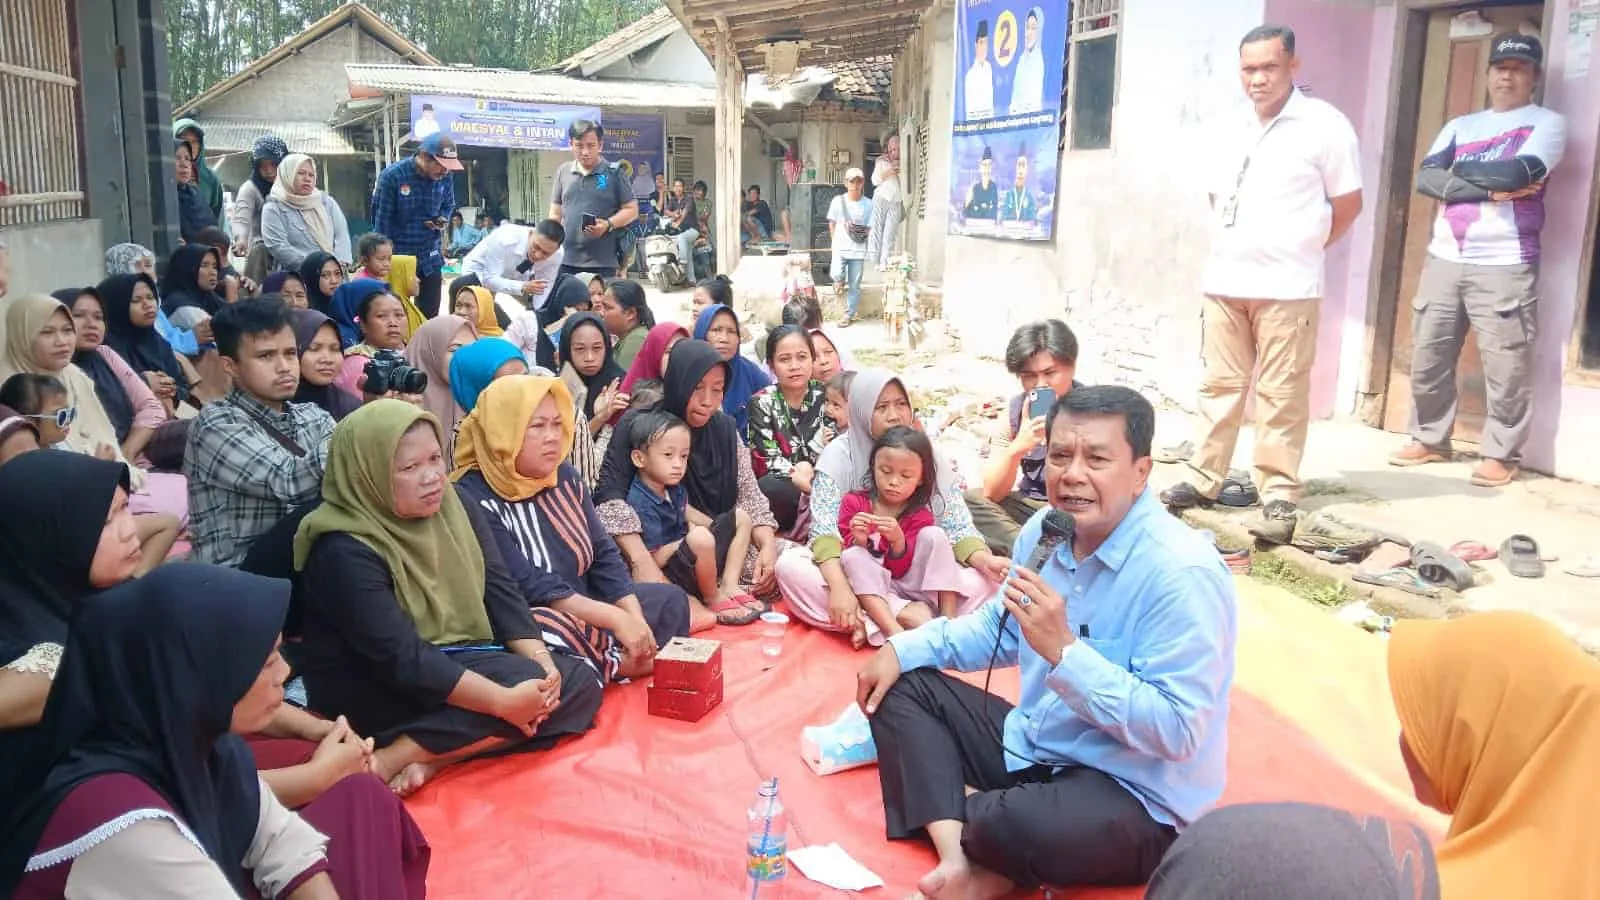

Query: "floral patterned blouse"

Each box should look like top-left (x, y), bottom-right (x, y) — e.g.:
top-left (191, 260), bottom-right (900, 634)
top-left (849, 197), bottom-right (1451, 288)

top-left (746, 381), bottom-right (827, 478)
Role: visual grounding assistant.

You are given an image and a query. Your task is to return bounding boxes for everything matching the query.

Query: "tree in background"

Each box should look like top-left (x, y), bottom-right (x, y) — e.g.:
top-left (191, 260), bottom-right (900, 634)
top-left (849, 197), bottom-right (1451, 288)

top-left (166, 0), bottom-right (662, 105)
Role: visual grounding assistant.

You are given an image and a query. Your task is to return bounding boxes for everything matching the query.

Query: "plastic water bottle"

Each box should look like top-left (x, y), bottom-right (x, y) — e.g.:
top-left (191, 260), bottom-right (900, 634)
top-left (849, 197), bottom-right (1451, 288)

top-left (745, 778), bottom-right (787, 895)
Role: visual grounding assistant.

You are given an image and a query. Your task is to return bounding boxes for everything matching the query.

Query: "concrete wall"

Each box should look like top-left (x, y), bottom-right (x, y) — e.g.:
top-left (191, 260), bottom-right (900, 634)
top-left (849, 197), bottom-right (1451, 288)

top-left (2, 220), bottom-right (105, 296)
top-left (596, 29), bottom-right (715, 84)
top-left (195, 26), bottom-right (408, 121)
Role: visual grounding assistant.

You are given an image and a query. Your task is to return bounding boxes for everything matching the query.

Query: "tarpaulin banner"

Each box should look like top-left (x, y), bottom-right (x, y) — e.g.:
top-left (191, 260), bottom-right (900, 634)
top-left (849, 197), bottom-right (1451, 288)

top-left (947, 0), bottom-right (1067, 241)
top-left (410, 95), bottom-right (602, 150)
top-left (602, 113), bottom-right (666, 199)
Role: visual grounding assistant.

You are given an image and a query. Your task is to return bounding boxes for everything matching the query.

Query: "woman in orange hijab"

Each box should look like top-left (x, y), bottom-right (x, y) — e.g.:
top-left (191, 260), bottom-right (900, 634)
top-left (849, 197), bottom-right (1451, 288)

top-left (1387, 611), bottom-right (1600, 899)
top-left (451, 284), bottom-right (504, 338)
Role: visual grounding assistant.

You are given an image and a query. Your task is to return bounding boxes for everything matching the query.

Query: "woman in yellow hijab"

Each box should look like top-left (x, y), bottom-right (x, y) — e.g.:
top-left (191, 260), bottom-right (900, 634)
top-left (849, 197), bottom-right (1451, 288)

top-left (451, 284), bottom-right (504, 338)
top-left (293, 399), bottom-right (602, 795)
top-left (1388, 611), bottom-right (1600, 899)
top-left (453, 375), bottom-right (692, 678)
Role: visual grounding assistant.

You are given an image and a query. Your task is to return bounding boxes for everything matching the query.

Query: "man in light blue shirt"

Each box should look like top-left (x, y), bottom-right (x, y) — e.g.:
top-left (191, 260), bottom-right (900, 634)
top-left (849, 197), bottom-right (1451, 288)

top-left (856, 385), bottom-right (1236, 898)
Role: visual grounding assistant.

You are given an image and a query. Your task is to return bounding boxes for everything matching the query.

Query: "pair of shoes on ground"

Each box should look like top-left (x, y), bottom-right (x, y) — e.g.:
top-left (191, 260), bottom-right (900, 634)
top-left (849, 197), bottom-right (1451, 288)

top-left (1389, 441), bottom-right (1518, 487)
top-left (1159, 471), bottom-right (1257, 510)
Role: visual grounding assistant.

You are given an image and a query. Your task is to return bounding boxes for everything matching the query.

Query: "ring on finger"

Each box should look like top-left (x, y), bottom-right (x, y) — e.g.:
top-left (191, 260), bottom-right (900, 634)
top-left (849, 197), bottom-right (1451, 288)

top-left (1018, 596), bottom-right (1033, 607)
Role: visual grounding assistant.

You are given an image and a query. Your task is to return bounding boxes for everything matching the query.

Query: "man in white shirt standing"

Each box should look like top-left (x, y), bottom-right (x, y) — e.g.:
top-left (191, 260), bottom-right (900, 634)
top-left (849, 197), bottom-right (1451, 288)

top-left (1390, 32), bottom-right (1565, 488)
top-left (964, 19), bottom-right (995, 121)
top-left (1163, 24), bottom-right (1363, 542)
top-left (461, 218), bottom-right (566, 326)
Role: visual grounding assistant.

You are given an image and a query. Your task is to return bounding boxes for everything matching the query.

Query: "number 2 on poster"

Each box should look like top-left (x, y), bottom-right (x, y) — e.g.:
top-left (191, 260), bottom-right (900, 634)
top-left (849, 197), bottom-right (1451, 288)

top-left (994, 10), bottom-right (1018, 67)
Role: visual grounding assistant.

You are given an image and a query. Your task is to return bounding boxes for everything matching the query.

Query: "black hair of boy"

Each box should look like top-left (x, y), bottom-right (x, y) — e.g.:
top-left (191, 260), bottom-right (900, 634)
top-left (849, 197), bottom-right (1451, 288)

top-left (826, 370), bottom-right (855, 400)
top-left (781, 295), bottom-right (823, 331)
top-left (213, 296), bottom-right (295, 360)
top-left (0, 372), bottom-right (69, 415)
top-left (1004, 319), bottom-right (1079, 374)
top-left (628, 409), bottom-right (690, 456)
top-left (868, 425), bottom-right (937, 513)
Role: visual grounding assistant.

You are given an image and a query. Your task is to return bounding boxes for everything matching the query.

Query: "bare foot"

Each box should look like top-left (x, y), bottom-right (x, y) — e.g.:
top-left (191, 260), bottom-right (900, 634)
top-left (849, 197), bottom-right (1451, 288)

top-left (917, 859), bottom-right (1013, 900)
top-left (849, 621), bottom-right (869, 650)
top-left (388, 762), bottom-right (437, 798)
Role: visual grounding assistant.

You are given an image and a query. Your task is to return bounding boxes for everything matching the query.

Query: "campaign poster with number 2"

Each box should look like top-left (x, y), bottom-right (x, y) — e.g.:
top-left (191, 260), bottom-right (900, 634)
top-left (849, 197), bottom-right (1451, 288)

top-left (948, 0), bottom-right (1067, 241)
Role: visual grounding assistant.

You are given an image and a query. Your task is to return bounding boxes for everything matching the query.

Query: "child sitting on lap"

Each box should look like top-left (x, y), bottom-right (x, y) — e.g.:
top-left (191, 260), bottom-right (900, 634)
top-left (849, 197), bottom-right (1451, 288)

top-left (625, 411), bottom-right (761, 627)
top-left (838, 425), bottom-right (965, 647)
top-left (821, 371), bottom-right (854, 447)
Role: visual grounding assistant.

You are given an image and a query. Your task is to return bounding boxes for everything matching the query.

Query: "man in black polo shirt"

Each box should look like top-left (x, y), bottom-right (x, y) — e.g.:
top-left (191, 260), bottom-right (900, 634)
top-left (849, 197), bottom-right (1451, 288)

top-left (548, 119), bottom-right (639, 278)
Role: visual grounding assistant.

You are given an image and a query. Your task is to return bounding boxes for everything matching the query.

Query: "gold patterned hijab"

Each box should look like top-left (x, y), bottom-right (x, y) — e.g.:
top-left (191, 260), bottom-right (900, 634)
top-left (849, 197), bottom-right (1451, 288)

top-left (452, 375), bottom-right (575, 502)
top-left (294, 399), bottom-right (490, 645)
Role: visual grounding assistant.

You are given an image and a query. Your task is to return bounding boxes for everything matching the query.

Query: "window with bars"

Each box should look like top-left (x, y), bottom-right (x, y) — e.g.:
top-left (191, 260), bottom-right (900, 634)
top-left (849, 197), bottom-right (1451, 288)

top-left (0, 0), bottom-right (86, 225)
top-left (1066, 0), bottom-right (1121, 152)
top-left (667, 135), bottom-right (696, 185)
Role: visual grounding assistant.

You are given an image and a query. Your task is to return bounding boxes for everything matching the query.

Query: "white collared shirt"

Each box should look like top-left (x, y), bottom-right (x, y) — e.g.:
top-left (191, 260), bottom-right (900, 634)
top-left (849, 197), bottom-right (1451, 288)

top-left (1201, 90), bottom-right (1362, 301)
top-left (965, 61), bottom-right (995, 121)
top-left (461, 223), bottom-right (564, 310)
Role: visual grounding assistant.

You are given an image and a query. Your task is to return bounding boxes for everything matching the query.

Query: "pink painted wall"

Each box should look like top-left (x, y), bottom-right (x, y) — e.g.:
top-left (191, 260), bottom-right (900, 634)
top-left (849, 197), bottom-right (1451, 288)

top-left (1262, 0), bottom-right (1386, 419)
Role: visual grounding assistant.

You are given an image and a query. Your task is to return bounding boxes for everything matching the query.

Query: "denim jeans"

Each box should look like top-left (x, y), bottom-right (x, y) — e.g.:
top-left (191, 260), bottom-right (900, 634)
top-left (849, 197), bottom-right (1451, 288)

top-left (832, 256), bottom-right (865, 316)
top-left (676, 228), bottom-right (700, 282)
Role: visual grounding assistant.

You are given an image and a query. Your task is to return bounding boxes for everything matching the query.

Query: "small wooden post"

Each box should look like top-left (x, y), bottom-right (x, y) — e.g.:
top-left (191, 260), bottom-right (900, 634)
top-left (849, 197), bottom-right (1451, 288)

top-left (713, 23), bottom-right (745, 277)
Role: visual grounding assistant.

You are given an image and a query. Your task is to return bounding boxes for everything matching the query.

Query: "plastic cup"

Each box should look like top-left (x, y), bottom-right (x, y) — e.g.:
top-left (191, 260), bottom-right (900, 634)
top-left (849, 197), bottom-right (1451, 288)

top-left (759, 612), bottom-right (789, 659)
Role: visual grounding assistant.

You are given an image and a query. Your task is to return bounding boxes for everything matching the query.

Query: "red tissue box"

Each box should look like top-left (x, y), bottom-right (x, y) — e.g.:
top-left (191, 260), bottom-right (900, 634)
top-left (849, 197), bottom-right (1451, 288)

top-left (647, 637), bottom-right (724, 722)
top-left (647, 677), bottom-right (724, 722)
top-left (652, 637), bottom-right (723, 692)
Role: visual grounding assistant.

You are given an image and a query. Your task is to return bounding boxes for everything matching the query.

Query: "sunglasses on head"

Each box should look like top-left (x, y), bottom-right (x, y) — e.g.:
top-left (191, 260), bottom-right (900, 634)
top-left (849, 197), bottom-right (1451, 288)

top-left (25, 407), bottom-right (77, 429)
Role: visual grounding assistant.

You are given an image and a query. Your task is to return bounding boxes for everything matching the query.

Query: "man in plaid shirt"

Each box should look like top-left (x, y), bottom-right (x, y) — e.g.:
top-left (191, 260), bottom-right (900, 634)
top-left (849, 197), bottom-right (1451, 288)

top-left (371, 132), bottom-right (461, 317)
top-left (185, 298), bottom-right (335, 567)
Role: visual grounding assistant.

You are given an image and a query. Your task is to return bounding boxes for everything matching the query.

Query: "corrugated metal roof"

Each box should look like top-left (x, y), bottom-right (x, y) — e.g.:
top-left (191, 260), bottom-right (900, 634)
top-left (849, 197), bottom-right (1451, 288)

top-left (556, 8), bottom-right (679, 75)
top-left (345, 64), bottom-right (717, 108)
top-left (192, 118), bottom-right (361, 156)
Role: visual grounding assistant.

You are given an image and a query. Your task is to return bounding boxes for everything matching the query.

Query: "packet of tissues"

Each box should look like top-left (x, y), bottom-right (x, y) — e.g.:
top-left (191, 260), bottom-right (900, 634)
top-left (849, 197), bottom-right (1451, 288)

top-left (801, 703), bottom-right (878, 775)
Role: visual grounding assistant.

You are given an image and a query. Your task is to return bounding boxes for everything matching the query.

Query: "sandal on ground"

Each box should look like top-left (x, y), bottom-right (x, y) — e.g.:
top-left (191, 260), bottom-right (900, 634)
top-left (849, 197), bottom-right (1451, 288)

top-left (1411, 541), bottom-right (1476, 592)
top-left (1154, 441), bottom-right (1194, 464)
top-left (1565, 554), bottom-right (1600, 578)
top-left (1353, 567), bottom-right (1442, 598)
top-left (1447, 540), bottom-right (1497, 563)
top-left (1215, 479), bottom-right (1260, 509)
top-left (1471, 460), bottom-right (1519, 487)
top-left (1498, 534), bottom-right (1546, 578)
top-left (708, 594), bottom-right (763, 625)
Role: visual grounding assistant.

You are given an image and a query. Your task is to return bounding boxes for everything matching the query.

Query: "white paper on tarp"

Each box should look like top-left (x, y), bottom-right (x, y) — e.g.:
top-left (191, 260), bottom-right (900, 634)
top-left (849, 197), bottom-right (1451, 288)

top-left (787, 843), bottom-right (885, 891)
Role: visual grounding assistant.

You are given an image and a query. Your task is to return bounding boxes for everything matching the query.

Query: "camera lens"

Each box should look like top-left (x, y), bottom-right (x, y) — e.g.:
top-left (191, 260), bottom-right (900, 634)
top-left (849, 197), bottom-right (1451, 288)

top-left (398, 366), bottom-right (428, 395)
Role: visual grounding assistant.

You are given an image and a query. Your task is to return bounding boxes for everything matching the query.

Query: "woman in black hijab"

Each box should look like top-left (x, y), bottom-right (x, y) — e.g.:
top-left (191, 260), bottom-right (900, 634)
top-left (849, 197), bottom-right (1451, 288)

top-left (300, 250), bottom-right (343, 316)
top-left (96, 273), bottom-right (189, 407)
top-left (55, 287), bottom-right (138, 445)
top-left (290, 308), bottom-right (361, 422)
top-left (1146, 802), bottom-right (1440, 900)
top-left (558, 311), bottom-right (626, 427)
top-left (159, 243), bottom-right (227, 316)
top-left (594, 339), bottom-right (780, 599)
top-left (0, 564), bottom-right (336, 897)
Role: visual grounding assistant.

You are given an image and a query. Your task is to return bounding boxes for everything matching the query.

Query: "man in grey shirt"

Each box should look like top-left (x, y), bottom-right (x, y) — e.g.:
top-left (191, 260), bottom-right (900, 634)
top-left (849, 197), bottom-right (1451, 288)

top-left (548, 119), bottom-right (639, 278)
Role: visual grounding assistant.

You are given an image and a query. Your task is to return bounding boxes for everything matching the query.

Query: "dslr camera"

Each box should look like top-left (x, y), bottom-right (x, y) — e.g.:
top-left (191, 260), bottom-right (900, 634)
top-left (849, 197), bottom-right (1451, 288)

top-left (363, 349), bottom-right (427, 395)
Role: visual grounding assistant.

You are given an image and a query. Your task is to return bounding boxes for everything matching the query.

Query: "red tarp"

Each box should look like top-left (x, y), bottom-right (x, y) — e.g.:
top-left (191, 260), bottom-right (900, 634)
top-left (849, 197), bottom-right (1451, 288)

top-left (404, 606), bottom-right (1428, 899)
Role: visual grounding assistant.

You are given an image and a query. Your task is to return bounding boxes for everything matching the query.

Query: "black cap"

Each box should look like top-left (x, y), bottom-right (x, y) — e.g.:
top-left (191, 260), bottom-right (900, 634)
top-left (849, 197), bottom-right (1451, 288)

top-left (976, 19), bottom-right (989, 40)
top-left (1489, 32), bottom-right (1542, 67)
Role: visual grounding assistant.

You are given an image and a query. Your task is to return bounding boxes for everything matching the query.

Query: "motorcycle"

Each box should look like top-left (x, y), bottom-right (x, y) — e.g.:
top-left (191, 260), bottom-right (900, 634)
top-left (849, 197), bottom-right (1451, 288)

top-left (645, 231), bottom-right (688, 293)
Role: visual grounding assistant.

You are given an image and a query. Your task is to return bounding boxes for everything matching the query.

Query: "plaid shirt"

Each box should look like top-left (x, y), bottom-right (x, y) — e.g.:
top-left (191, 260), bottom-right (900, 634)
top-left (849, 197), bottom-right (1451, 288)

top-left (370, 156), bottom-right (455, 277)
top-left (185, 390), bottom-right (336, 567)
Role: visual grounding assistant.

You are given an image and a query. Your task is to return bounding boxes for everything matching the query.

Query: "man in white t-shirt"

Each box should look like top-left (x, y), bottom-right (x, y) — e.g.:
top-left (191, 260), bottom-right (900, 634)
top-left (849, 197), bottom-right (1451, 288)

top-left (827, 169), bottom-right (873, 327)
top-left (1163, 24), bottom-right (1363, 542)
top-left (461, 219), bottom-right (566, 325)
top-left (1390, 33), bottom-right (1565, 488)
top-left (964, 20), bottom-right (995, 121)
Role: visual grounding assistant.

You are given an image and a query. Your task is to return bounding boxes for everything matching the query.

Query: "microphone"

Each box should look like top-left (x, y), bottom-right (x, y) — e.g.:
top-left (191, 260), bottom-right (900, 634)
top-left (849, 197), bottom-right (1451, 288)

top-left (1000, 509), bottom-right (1075, 627)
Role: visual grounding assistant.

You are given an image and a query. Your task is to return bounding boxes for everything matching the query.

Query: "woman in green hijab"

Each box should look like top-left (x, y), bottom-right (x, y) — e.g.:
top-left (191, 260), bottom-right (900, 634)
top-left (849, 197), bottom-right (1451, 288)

top-left (294, 399), bottom-right (603, 796)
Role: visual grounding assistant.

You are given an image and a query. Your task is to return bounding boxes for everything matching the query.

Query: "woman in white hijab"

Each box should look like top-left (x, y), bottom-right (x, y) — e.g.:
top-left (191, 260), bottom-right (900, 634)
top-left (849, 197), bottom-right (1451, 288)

top-left (261, 153), bottom-right (353, 272)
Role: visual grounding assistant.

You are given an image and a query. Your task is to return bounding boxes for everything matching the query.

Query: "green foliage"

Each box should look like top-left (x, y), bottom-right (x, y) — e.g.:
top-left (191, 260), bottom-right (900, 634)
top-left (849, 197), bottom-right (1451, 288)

top-left (166, 0), bottom-right (663, 105)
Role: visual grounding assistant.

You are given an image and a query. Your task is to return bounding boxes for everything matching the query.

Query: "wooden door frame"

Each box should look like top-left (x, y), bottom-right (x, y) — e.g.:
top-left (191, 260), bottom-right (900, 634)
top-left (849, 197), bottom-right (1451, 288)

top-left (1355, 0), bottom-right (1556, 427)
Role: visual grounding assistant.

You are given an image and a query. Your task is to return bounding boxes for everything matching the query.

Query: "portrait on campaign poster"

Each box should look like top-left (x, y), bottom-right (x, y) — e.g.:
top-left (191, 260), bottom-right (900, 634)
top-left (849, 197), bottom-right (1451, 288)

top-left (600, 113), bottom-right (666, 200)
top-left (409, 95), bottom-right (601, 151)
top-left (953, 0), bottom-right (1067, 126)
top-left (948, 127), bottom-right (1056, 241)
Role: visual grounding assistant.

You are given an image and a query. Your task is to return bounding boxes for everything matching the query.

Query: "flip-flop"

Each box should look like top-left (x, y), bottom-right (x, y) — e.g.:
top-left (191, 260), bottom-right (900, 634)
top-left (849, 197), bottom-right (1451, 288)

top-left (1499, 534), bottom-right (1546, 579)
top-left (708, 594), bottom-right (762, 626)
top-left (1565, 555), bottom-right (1600, 578)
top-left (1353, 567), bottom-right (1442, 598)
top-left (1411, 541), bottom-right (1476, 592)
top-left (1216, 479), bottom-right (1260, 509)
top-left (1447, 540), bottom-right (1497, 563)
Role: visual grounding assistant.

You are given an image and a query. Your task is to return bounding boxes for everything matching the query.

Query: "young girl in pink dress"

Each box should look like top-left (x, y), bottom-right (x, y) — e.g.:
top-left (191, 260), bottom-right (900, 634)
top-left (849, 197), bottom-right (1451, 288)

top-left (837, 425), bottom-right (967, 643)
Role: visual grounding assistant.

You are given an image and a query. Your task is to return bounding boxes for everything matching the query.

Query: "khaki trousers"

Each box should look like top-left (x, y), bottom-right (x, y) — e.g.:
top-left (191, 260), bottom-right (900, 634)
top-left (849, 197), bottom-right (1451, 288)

top-left (1187, 296), bottom-right (1320, 503)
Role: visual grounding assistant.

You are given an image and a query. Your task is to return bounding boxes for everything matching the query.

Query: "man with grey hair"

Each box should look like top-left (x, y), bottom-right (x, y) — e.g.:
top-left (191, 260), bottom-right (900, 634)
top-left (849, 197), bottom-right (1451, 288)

top-left (1164, 24), bottom-right (1362, 542)
top-left (1389, 32), bottom-right (1564, 488)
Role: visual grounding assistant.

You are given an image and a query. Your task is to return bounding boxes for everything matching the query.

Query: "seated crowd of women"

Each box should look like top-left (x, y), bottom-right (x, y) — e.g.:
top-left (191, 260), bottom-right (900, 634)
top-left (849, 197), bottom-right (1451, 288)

top-left (0, 251), bottom-right (1594, 898)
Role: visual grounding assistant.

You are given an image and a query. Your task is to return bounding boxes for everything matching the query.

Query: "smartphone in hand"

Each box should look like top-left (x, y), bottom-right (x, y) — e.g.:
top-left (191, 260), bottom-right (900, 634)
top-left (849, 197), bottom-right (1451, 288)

top-left (582, 213), bottom-right (599, 229)
top-left (1027, 387), bottom-right (1057, 421)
